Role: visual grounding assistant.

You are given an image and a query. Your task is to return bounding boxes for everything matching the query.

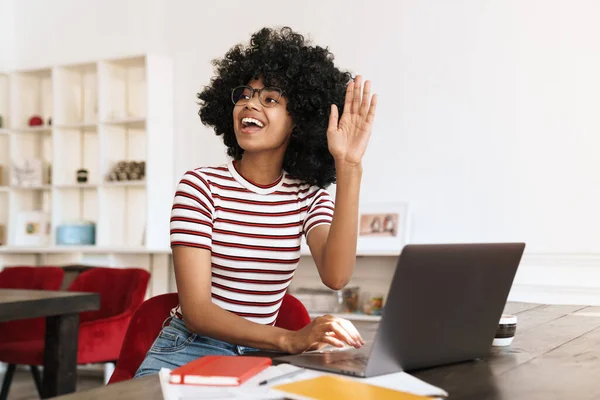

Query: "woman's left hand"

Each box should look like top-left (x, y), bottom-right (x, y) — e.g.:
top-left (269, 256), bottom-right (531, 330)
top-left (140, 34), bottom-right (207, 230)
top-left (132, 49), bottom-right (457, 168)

top-left (327, 75), bottom-right (378, 166)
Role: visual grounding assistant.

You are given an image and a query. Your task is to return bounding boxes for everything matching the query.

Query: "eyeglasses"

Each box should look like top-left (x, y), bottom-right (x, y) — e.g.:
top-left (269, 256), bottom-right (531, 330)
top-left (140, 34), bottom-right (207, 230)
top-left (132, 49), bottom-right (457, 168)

top-left (231, 85), bottom-right (284, 108)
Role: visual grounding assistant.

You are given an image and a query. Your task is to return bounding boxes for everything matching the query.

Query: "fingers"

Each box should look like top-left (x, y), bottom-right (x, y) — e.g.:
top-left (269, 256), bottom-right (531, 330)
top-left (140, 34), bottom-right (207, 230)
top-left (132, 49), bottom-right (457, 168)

top-left (352, 75), bottom-right (362, 114)
top-left (308, 342), bottom-right (329, 351)
top-left (359, 80), bottom-right (371, 117)
top-left (321, 335), bottom-right (346, 348)
top-left (329, 321), bottom-right (358, 348)
top-left (328, 104), bottom-right (339, 133)
top-left (315, 315), bottom-right (364, 349)
top-left (338, 319), bottom-right (365, 346)
top-left (366, 94), bottom-right (378, 124)
top-left (343, 76), bottom-right (376, 123)
top-left (343, 81), bottom-right (354, 116)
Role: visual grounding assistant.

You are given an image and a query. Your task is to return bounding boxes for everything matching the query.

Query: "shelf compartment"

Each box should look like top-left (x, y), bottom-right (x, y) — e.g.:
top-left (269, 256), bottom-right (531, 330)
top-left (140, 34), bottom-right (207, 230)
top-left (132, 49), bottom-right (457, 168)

top-left (99, 123), bottom-right (146, 183)
top-left (9, 129), bottom-right (52, 186)
top-left (9, 68), bottom-right (53, 130)
top-left (53, 127), bottom-right (99, 185)
top-left (52, 186), bottom-right (98, 245)
top-left (98, 55), bottom-right (146, 122)
top-left (53, 63), bottom-right (98, 126)
top-left (97, 185), bottom-right (146, 247)
top-left (8, 189), bottom-right (52, 246)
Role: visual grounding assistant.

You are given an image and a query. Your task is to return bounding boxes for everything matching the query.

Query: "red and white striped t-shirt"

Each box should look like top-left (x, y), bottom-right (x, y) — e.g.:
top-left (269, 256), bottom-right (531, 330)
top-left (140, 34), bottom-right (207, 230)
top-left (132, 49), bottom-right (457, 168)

top-left (169, 161), bottom-right (335, 325)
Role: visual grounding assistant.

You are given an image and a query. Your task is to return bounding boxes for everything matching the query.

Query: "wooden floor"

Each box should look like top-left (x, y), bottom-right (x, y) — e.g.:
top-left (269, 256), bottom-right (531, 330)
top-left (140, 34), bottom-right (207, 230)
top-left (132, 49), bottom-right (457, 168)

top-left (0, 368), bottom-right (104, 400)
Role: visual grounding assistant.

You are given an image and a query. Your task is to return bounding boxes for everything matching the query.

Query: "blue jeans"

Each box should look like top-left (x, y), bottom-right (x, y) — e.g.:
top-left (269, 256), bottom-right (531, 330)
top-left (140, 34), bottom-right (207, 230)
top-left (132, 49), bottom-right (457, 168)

top-left (134, 316), bottom-right (260, 378)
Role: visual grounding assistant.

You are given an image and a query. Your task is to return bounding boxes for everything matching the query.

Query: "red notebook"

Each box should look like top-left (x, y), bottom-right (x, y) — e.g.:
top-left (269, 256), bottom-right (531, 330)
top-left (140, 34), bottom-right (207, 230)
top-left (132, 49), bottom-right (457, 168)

top-left (169, 355), bottom-right (272, 386)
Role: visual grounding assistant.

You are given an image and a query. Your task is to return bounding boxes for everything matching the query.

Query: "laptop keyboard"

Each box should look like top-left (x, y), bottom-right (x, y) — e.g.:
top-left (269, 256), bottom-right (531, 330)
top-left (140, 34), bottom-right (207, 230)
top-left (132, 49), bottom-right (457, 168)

top-left (326, 354), bottom-right (369, 369)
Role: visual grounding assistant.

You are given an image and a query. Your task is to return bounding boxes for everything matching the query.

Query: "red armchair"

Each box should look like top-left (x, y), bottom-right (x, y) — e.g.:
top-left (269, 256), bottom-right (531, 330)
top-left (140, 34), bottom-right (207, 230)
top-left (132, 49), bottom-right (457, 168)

top-left (0, 266), bottom-right (65, 399)
top-left (0, 267), bottom-right (150, 398)
top-left (108, 292), bottom-right (179, 384)
top-left (274, 292), bottom-right (312, 331)
top-left (0, 266), bottom-right (65, 343)
top-left (109, 292), bottom-right (311, 384)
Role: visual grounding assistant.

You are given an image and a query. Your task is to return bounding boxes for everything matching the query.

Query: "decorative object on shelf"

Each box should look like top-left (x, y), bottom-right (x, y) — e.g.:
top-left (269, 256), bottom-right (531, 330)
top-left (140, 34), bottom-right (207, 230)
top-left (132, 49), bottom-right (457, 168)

top-left (28, 115), bottom-right (44, 127)
top-left (56, 220), bottom-right (96, 245)
top-left (47, 117), bottom-right (52, 126)
top-left (361, 292), bottom-right (384, 316)
top-left (77, 168), bottom-right (88, 183)
top-left (340, 286), bottom-right (360, 313)
top-left (357, 202), bottom-right (410, 254)
top-left (46, 164), bottom-right (52, 185)
top-left (11, 159), bottom-right (43, 187)
top-left (106, 160), bottom-right (145, 182)
top-left (14, 211), bottom-right (50, 246)
top-left (0, 224), bottom-right (5, 246)
top-left (0, 164), bottom-right (4, 186)
top-left (0, 114), bottom-right (3, 128)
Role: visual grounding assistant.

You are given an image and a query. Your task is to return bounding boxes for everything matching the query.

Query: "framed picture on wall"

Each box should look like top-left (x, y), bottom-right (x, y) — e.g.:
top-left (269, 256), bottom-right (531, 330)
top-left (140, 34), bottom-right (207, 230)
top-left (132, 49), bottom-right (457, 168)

top-left (357, 202), bottom-right (409, 255)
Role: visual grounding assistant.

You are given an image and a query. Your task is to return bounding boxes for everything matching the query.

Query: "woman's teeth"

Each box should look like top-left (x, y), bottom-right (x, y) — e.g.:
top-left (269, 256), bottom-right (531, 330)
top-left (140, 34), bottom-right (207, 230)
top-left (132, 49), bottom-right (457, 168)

top-left (241, 117), bottom-right (264, 128)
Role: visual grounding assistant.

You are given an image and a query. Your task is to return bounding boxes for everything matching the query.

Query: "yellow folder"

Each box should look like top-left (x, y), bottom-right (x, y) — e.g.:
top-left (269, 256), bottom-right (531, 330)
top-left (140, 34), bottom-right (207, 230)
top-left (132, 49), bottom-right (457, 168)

top-left (272, 375), bottom-right (435, 400)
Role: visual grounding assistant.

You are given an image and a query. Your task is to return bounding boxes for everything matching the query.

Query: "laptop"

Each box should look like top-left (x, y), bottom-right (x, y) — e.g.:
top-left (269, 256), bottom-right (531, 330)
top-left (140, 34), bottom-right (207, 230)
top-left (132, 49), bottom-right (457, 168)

top-left (275, 242), bottom-right (526, 378)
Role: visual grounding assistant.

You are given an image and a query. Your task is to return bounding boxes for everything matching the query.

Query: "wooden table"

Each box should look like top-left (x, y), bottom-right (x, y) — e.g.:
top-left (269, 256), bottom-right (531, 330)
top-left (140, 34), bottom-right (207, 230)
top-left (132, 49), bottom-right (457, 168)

top-left (412, 302), bottom-right (600, 399)
top-left (51, 303), bottom-right (600, 399)
top-left (0, 289), bottom-right (100, 399)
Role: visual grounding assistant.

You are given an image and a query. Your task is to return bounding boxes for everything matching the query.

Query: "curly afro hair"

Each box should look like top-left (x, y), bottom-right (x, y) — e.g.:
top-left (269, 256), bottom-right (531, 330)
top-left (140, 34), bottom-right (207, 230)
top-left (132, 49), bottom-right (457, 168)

top-left (197, 26), bottom-right (353, 188)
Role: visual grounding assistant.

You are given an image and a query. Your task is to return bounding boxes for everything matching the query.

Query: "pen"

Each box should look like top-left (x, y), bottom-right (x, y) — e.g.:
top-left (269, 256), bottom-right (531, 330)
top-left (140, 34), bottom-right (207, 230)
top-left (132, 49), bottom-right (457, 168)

top-left (258, 368), bottom-right (306, 386)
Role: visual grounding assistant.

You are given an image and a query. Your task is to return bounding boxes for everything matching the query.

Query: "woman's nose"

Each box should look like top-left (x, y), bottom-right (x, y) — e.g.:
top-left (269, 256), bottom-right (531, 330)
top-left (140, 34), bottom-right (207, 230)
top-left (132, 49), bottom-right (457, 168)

top-left (245, 91), bottom-right (262, 110)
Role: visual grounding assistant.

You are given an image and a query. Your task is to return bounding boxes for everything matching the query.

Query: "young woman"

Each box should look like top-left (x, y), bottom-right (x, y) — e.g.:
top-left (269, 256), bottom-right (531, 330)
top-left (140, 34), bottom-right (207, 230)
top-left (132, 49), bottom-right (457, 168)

top-left (135, 26), bottom-right (377, 378)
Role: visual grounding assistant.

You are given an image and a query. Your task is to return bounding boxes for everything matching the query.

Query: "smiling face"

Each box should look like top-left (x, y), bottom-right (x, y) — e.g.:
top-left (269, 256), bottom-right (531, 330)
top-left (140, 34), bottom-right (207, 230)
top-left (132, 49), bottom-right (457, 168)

top-left (232, 77), bottom-right (294, 157)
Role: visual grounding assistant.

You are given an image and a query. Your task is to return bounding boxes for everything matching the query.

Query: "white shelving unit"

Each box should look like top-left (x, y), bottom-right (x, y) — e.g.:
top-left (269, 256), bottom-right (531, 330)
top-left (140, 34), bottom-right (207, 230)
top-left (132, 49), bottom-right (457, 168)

top-left (0, 54), bottom-right (174, 253)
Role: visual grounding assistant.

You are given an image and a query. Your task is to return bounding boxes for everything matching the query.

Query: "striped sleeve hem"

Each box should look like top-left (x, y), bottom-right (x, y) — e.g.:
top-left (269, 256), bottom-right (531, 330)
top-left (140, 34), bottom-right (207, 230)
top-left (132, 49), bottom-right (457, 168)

top-left (303, 188), bottom-right (334, 236)
top-left (170, 169), bottom-right (214, 250)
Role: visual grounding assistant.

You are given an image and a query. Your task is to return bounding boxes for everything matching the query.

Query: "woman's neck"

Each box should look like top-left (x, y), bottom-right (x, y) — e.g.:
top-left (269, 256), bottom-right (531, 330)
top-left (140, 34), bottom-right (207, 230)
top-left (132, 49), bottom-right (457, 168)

top-left (235, 154), bottom-right (284, 186)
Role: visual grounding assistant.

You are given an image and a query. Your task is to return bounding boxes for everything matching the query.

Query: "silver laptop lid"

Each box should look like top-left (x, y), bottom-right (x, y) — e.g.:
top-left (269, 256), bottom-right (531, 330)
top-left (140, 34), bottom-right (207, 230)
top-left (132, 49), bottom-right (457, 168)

top-left (365, 242), bottom-right (525, 375)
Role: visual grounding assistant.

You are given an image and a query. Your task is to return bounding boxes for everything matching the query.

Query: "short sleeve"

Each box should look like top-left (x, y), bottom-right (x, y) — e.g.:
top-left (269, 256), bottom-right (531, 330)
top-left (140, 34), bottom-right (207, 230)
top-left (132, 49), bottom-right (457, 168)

top-left (170, 170), bottom-right (214, 251)
top-left (303, 188), bottom-right (335, 237)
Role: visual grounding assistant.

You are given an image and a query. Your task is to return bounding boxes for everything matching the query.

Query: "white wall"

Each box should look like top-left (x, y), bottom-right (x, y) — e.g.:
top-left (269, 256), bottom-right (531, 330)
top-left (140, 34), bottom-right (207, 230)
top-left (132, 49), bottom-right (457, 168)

top-left (166, 0), bottom-right (600, 254)
top-left (9, 0), bottom-right (166, 68)
top-left (0, 0), bottom-right (16, 70)
top-left (6, 0), bottom-right (600, 304)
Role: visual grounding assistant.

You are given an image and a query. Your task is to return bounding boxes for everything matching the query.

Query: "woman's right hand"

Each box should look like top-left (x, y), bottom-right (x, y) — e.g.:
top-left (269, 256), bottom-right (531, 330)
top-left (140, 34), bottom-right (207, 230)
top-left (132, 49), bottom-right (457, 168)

top-left (280, 314), bottom-right (365, 354)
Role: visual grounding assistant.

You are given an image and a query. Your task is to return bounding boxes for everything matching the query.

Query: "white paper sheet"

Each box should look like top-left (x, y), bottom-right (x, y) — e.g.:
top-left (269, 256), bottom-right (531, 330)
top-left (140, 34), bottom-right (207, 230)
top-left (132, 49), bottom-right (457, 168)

top-left (159, 364), bottom-right (448, 400)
